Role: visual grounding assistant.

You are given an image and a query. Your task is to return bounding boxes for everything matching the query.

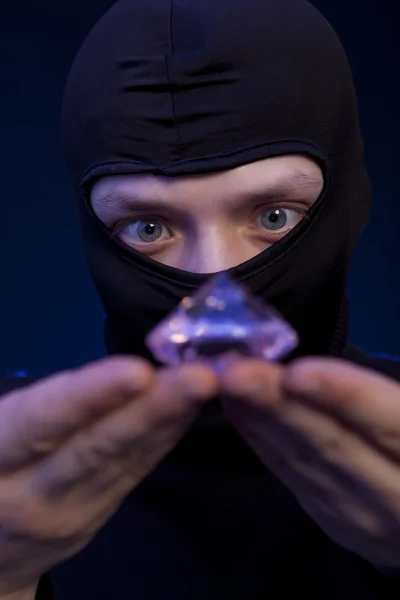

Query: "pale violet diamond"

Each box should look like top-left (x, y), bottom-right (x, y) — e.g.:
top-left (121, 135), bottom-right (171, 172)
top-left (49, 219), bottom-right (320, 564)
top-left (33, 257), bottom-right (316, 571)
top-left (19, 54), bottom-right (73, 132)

top-left (146, 272), bottom-right (298, 369)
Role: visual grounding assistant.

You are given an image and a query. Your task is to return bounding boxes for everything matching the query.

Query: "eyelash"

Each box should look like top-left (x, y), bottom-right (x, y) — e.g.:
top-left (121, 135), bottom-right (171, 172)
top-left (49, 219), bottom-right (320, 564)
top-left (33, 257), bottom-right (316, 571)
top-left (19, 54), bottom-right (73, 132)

top-left (111, 215), bottom-right (169, 239)
top-left (110, 205), bottom-right (309, 245)
top-left (251, 205), bottom-right (308, 236)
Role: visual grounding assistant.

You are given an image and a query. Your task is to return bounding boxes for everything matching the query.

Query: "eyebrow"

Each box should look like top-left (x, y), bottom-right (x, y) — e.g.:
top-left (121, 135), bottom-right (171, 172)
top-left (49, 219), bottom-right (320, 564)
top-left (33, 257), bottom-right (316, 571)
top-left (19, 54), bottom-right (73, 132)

top-left (95, 169), bottom-right (322, 212)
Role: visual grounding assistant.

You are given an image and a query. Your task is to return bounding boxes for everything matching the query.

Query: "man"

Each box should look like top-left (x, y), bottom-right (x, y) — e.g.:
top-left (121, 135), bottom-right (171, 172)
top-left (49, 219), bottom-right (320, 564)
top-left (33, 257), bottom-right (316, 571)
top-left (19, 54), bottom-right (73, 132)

top-left (1, 0), bottom-right (400, 599)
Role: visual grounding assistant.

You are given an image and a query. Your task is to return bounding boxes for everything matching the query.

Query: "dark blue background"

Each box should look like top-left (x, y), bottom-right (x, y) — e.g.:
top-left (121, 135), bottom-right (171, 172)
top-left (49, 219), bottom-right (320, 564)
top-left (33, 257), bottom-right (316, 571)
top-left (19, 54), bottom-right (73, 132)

top-left (1, 1), bottom-right (399, 379)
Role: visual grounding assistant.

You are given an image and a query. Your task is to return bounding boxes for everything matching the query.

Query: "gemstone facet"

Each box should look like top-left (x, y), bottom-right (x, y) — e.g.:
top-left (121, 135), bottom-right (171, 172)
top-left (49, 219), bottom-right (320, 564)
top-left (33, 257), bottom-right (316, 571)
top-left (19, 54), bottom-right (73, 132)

top-left (146, 273), bottom-right (298, 369)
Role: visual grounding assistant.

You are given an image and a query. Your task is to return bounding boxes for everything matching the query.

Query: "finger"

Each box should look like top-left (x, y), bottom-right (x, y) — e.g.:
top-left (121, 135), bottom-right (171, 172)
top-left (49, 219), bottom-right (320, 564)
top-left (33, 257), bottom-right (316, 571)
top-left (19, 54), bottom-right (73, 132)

top-left (36, 363), bottom-right (218, 499)
top-left (283, 358), bottom-right (400, 459)
top-left (0, 356), bottom-right (155, 472)
top-left (219, 358), bottom-right (284, 411)
top-left (227, 405), bottom-right (400, 554)
top-left (220, 362), bottom-right (400, 513)
top-left (219, 359), bottom-right (359, 475)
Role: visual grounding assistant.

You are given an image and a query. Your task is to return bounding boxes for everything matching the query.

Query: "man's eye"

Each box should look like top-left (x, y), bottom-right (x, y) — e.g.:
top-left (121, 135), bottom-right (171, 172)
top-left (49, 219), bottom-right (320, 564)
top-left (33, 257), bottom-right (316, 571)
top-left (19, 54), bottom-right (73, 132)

top-left (119, 219), bottom-right (171, 243)
top-left (255, 207), bottom-right (307, 232)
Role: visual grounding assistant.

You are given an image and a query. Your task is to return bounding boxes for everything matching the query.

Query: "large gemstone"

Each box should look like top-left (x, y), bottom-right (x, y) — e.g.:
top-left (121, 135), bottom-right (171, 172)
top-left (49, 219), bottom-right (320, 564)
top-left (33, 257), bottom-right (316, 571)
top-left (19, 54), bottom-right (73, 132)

top-left (146, 272), bottom-right (298, 369)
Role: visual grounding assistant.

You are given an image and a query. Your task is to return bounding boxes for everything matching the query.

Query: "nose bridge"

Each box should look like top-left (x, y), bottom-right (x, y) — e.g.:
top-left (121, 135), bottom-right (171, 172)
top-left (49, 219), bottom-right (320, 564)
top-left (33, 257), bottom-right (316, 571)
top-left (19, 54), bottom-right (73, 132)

top-left (186, 222), bottom-right (246, 273)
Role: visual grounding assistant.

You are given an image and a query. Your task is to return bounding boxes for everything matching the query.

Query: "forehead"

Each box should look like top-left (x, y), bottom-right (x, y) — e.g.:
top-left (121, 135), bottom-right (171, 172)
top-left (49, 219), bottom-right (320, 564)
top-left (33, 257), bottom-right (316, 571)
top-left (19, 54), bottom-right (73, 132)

top-left (91, 154), bottom-right (324, 207)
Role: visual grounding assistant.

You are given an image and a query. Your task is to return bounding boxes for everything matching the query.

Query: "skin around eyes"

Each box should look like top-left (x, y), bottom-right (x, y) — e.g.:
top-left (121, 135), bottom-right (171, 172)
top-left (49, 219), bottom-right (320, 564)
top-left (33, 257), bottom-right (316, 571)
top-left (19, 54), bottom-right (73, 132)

top-left (90, 155), bottom-right (324, 271)
top-left (111, 204), bottom-right (309, 255)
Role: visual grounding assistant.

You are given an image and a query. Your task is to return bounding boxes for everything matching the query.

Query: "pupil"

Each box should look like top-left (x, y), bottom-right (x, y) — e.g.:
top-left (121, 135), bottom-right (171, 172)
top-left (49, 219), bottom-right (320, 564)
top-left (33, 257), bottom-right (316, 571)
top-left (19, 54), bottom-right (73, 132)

top-left (137, 220), bottom-right (163, 242)
top-left (261, 208), bottom-right (287, 231)
top-left (145, 223), bottom-right (156, 235)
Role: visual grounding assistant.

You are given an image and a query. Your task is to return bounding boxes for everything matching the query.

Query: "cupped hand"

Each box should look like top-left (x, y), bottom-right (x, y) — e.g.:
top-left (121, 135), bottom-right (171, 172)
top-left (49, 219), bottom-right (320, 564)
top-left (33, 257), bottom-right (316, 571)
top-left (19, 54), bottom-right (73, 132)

top-left (219, 357), bottom-right (400, 569)
top-left (0, 356), bottom-right (217, 596)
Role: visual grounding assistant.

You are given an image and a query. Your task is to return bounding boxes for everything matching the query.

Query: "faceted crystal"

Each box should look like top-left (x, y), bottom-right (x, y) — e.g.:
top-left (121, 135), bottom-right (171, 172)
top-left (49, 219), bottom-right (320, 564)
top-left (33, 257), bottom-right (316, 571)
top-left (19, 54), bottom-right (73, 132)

top-left (146, 273), bottom-right (298, 369)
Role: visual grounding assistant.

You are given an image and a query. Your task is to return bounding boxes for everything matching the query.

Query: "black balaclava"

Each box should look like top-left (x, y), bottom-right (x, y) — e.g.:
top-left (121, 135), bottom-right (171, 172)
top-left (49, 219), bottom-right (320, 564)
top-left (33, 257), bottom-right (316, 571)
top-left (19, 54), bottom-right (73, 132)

top-left (61, 0), bottom-right (372, 364)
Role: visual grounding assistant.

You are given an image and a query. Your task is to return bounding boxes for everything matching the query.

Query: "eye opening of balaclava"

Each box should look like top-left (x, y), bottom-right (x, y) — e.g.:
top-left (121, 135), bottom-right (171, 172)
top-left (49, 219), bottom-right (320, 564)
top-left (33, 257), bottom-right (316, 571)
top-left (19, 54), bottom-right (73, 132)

top-left (61, 0), bottom-right (372, 363)
top-left (81, 143), bottom-right (329, 285)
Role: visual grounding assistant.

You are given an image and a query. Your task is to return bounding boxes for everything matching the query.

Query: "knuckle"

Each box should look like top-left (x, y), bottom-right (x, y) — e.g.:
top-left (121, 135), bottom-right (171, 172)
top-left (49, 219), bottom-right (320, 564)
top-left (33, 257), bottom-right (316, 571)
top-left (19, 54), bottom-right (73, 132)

top-left (72, 442), bottom-right (107, 475)
top-left (316, 434), bottom-right (342, 461)
top-left (22, 433), bottom-right (60, 461)
top-left (73, 434), bottom-right (129, 472)
top-left (294, 434), bottom-right (344, 475)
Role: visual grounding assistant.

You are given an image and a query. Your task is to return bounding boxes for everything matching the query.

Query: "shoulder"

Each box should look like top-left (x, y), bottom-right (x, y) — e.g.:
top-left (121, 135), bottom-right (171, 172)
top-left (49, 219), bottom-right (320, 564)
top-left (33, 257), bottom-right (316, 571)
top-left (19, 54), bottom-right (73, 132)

top-left (344, 345), bottom-right (400, 383)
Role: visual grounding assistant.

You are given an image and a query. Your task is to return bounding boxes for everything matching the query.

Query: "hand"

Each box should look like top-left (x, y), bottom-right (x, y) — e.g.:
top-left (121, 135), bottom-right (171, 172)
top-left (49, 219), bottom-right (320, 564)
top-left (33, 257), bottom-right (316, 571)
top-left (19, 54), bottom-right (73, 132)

top-left (0, 356), bottom-right (217, 596)
top-left (219, 357), bottom-right (400, 569)
top-left (0, 585), bottom-right (38, 600)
